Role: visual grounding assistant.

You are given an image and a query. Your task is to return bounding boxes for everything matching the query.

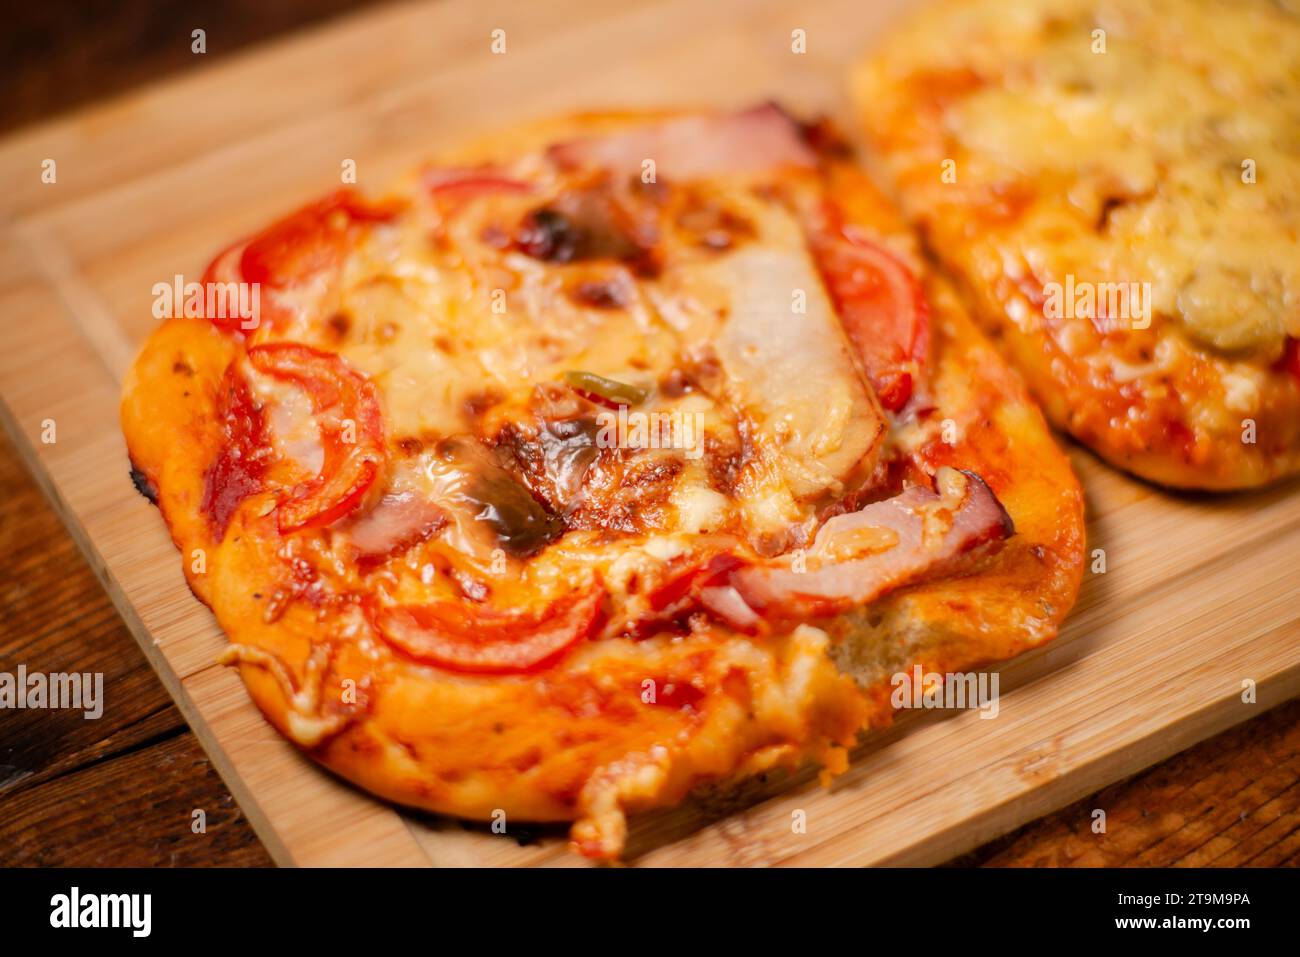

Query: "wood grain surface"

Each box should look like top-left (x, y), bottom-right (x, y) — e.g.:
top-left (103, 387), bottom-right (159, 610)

top-left (1, 0), bottom-right (1297, 867)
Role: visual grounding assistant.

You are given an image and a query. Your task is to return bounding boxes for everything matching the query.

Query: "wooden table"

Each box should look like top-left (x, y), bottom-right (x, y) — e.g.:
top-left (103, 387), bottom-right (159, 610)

top-left (2, 0), bottom-right (1297, 868)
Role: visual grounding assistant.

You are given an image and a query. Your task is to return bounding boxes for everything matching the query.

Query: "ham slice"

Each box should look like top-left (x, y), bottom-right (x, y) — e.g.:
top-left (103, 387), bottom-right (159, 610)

top-left (341, 490), bottom-right (446, 560)
top-left (550, 105), bottom-right (883, 503)
top-left (548, 103), bottom-right (815, 180)
top-left (732, 468), bottom-right (1013, 617)
top-left (707, 231), bottom-right (887, 501)
top-left (696, 584), bottom-right (763, 634)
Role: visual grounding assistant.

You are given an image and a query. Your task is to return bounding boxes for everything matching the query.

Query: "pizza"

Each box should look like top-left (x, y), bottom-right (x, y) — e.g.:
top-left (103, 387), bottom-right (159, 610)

top-left (853, 0), bottom-right (1300, 489)
top-left (120, 105), bottom-right (1084, 860)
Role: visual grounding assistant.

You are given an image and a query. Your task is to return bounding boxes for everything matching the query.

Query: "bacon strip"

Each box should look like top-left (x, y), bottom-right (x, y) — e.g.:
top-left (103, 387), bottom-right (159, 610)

top-left (636, 470), bottom-right (1010, 633)
top-left (548, 103), bottom-right (816, 180)
top-left (733, 468), bottom-right (1013, 617)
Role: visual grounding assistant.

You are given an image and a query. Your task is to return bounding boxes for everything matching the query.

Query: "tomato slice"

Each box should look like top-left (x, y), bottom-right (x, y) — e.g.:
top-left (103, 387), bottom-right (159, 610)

top-left (241, 189), bottom-right (401, 287)
top-left (808, 204), bottom-right (930, 412)
top-left (247, 342), bottom-right (386, 533)
top-left (198, 240), bottom-right (258, 331)
top-left (201, 189), bottom-right (401, 332)
top-left (202, 364), bottom-right (273, 537)
top-left (375, 587), bottom-right (605, 674)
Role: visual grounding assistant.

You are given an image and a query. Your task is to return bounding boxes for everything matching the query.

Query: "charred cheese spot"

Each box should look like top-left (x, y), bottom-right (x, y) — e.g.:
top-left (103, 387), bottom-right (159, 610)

top-left (326, 311), bottom-right (351, 341)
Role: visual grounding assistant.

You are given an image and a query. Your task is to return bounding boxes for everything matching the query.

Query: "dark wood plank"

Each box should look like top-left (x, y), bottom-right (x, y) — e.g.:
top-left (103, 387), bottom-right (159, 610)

top-left (0, 0), bottom-right (393, 131)
top-left (0, 0), bottom-right (389, 870)
top-left (3, 724), bottom-right (272, 867)
top-left (0, 427), bottom-right (273, 866)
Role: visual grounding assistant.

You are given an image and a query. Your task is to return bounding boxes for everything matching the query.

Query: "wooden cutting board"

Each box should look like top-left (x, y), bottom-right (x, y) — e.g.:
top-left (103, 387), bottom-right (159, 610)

top-left (1, 0), bottom-right (1297, 867)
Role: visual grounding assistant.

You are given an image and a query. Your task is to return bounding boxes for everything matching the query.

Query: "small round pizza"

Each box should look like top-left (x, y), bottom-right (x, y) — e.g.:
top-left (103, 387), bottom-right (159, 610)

top-left (853, 0), bottom-right (1300, 490)
top-left (120, 105), bottom-right (1084, 860)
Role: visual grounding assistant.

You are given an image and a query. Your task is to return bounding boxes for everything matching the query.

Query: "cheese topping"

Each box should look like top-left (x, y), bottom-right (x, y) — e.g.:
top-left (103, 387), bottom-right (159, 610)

top-left (889, 0), bottom-right (1300, 356)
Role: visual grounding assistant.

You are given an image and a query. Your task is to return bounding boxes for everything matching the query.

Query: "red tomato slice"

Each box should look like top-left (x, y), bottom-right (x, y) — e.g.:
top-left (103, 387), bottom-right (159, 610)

top-left (808, 205), bottom-right (930, 412)
top-left (201, 189), bottom-right (401, 332)
top-left (241, 189), bottom-right (401, 287)
top-left (199, 241), bottom-right (258, 332)
top-left (202, 364), bottom-right (273, 537)
top-left (375, 587), bottom-right (605, 674)
top-left (247, 342), bottom-right (386, 533)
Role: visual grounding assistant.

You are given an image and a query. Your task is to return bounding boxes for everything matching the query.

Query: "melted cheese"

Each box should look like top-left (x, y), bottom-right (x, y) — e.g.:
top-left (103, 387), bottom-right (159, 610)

top-left (218, 642), bottom-right (354, 748)
top-left (901, 0), bottom-right (1300, 355)
top-left (245, 157), bottom-right (893, 590)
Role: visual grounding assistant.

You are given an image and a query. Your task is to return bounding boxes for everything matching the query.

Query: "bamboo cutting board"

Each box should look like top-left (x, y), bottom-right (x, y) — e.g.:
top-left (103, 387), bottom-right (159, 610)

top-left (1, 0), bottom-right (1297, 867)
